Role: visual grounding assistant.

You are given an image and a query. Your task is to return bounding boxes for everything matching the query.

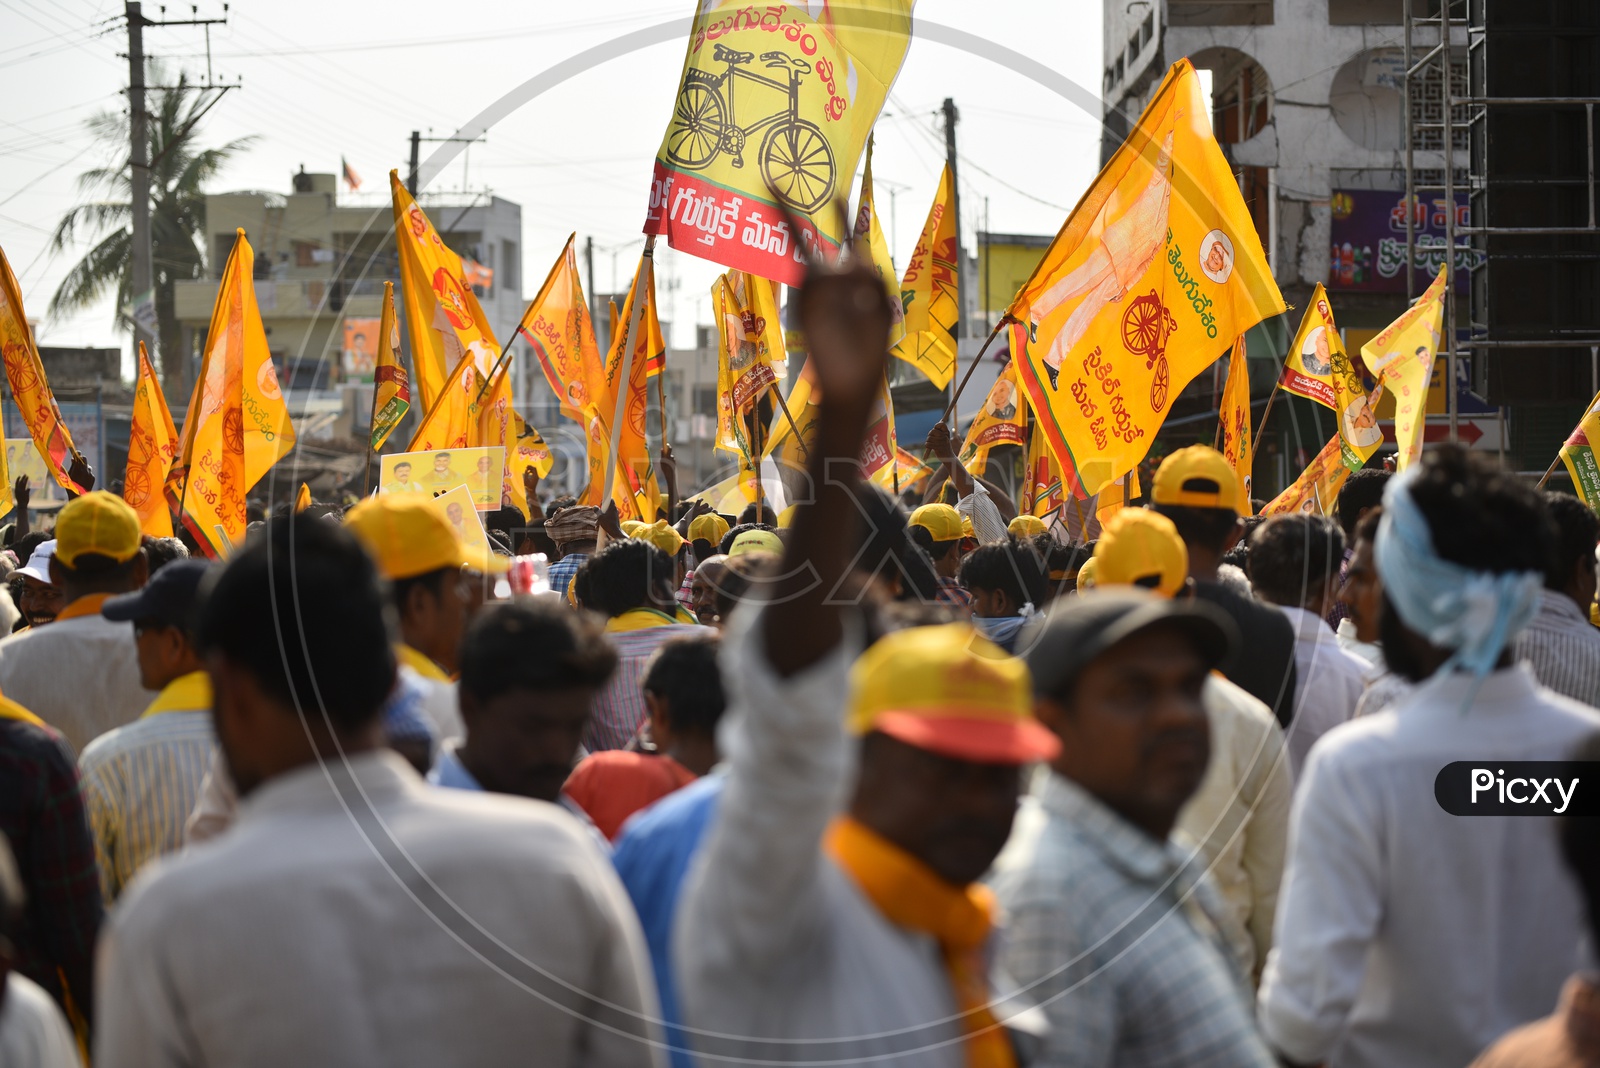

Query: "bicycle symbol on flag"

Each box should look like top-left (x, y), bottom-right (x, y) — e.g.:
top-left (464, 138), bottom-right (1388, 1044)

top-left (666, 44), bottom-right (837, 212)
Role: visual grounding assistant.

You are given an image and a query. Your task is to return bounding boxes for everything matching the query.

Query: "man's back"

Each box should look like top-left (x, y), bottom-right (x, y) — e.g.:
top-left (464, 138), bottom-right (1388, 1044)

top-left (78, 710), bottom-right (213, 902)
top-left (587, 623), bottom-right (701, 751)
top-left (1277, 605), bottom-right (1367, 775)
top-left (1260, 665), bottom-right (1600, 1068)
top-left (96, 752), bottom-right (661, 1068)
top-left (1512, 589), bottom-right (1600, 707)
top-left (0, 616), bottom-right (152, 753)
top-left (1193, 582), bottom-right (1298, 725)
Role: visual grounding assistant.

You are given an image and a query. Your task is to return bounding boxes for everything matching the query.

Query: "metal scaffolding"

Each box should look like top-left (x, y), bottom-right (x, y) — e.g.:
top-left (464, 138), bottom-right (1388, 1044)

top-left (1404, 0), bottom-right (1600, 449)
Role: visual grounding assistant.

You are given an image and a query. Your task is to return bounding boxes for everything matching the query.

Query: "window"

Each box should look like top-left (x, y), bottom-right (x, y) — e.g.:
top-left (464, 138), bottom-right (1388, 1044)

top-left (501, 239), bottom-right (519, 294)
top-left (1169, 0), bottom-right (1273, 27)
top-left (693, 386), bottom-right (718, 416)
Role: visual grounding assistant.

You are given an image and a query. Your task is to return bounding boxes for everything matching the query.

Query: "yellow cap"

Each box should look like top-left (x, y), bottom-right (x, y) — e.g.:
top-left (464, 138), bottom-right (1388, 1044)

top-left (728, 529), bottom-right (782, 557)
top-left (1076, 557), bottom-right (1099, 590)
top-left (1151, 445), bottom-right (1239, 512)
top-left (54, 491), bottom-right (142, 568)
top-left (1092, 509), bottom-right (1189, 597)
top-left (777, 504), bottom-right (797, 529)
top-left (345, 495), bottom-right (509, 579)
top-left (909, 503), bottom-right (964, 543)
top-left (962, 515), bottom-right (976, 540)
top-left (620, 520), bottom-right (647, 538)
top-left (687, 511), bottom-right (730, 546)
top-left (1008, 514), bottom-right (1048, 538)
top-left (847, 624), bottom-right (1059, 765)
top-left (636, 519), bottom-right (684, 557)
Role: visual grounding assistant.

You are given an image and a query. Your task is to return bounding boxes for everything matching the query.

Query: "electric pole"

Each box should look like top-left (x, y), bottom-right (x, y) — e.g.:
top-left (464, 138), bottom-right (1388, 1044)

top-left (124, 1), bottom-right (231, 390)
top-left (942, 97), bottom-right (964, 341)
top-left (408, 130), bottom-right (420, 195)
top-left (126, 2), bottom-right (154, 366)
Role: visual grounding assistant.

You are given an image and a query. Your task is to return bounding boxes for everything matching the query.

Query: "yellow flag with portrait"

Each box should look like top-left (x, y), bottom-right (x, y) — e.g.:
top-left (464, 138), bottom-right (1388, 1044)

top-left (1008, 59), bottom-right (1284, 498)
top-left (1361, 265), bottom-right (1446, 471)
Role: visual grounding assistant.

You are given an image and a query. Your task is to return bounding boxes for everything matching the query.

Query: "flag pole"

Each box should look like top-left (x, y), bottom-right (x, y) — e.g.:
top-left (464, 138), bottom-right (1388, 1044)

top-left (938, 316), bottom-right (1009, 426)
top-left (770, 381), bottom-right (811, 463)
top-left (1249, 378), bottom-right (1282, 465)
top-left (1536, 454), bottom-right (1563, 490)
top-left (602, 237), bottom-right (655, 513)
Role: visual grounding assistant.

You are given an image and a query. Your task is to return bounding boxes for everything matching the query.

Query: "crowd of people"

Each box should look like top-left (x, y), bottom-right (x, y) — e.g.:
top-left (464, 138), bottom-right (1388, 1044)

top-left (0, 248), bottom-right (1597, 1068)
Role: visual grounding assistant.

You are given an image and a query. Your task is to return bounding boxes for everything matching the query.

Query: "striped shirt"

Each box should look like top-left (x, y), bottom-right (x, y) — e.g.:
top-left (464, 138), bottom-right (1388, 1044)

top-left (991, 774), bottom-right (1276, 1067)
top-left (78, 671), bottom-right (214, 903)
top-left (1512, 589), bottom-right (1600, 708)
top-left (588, 613), bottom-right (702, 752)
top-left (956, 487), bottom-right (1009, 545)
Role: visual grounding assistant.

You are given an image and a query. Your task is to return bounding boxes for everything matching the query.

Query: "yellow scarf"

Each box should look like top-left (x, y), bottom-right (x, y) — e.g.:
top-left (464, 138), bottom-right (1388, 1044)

top-left (825, 816), bottom-right (1017, 1068)
top-left (56, 592), bottom-right (114, 623)
top-left (604, 607), bottom-right (685, 634)
top-left (143, 670), bottom-right (212, 717)
top-left (396, 643), bottom-right (451, 682)
top-left (0, 693), bottom-right (44, 728)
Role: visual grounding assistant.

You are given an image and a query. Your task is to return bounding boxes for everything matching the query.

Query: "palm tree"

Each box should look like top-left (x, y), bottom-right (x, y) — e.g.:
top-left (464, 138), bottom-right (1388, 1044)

top-left (49, 67), bottom-right (254, 388)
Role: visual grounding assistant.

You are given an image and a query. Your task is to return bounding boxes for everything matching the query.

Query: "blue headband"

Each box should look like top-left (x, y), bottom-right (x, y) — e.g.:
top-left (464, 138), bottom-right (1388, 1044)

top-left (1373, 465), bottom-right (1542, 681)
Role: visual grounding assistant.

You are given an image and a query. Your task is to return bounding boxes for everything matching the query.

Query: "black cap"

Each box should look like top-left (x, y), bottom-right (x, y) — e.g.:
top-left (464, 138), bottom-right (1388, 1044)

top-left (1022, 588), bottom-right (1237, 699)
top-left (102, 559), bottom-right (211, 631)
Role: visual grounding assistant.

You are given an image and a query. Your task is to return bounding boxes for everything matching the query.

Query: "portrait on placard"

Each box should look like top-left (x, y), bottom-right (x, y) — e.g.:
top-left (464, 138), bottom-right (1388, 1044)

top-left (429, 484), bottom-right (488, 550)
top-left (342, 318), bottom-right (380, 380)
top-left (378, 446), bottom-right (505, 509)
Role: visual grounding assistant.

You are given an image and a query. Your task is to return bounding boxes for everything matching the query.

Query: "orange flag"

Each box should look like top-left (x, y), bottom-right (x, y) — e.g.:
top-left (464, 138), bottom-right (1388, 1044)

top-left (588, 253), bottom-right (661, 518)
top-left (0, 244), bottom-right (85, 494)
top-left (295, 483), bottom-right (312, 513)
top-left (390, 171), bottom-right (500, 412)
top-left (165, 229), bottom-right (296, 556)
top-left (125, 342), bottom-right (179, 536)
top-left (518, 235), bottom-right (604, 424)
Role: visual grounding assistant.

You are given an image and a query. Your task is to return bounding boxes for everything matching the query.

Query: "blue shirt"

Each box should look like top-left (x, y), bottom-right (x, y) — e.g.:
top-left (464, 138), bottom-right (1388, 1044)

top-left (426, 743), bottom-right (481, 790)
top-left (547, 552), bottom-right (589, 600)
top-left (611, 772), bottom-right (726, 1068)
top-left (380, 672), bottom-right (436, 749)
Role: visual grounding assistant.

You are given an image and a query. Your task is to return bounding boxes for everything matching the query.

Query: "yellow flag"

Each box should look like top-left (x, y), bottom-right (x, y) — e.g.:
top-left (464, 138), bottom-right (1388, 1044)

top-left (868, 446), bottom-right (934, 495)
top-left (370, 282), bottom-right (410, 451)
top-left (406, 348), bottom-right (483, 453)
top-left (165, 229), bottom-right (295, 556)
top-left (587, 255), bottom-right (662, 519)
top-left (891, 163), bottom-right (959, 388)
top-left (126, 342), bottom-right (179, 536)
top-left (958, 326), bottom-right (1028, 476)
top-left (1217, 334), bottom-right (1253, 513)
top-left (859, 374), bottom-right (898, 485)
top-left (1009, 59), bottom-right (1285, 498)
top-left (517, 235), bottom-right (605, 429)
top-left (1279, 283), bottom-right (1340, 409)
top-left (854, 136), bottom-right (905, 350)
top-left (713, 270), bottom-right (782, 459)
top-left (1094, 468), bottom-right (1141, 527)
top-left (0, 244), bottom-right (84, 494)
top-left (1558, 390), bottom-right (1600, 510)
top-left (0, 394), bottom-right (13, 520)
top-left (644, 0), bottom-right (915, 285)
top-left (1361, 265), bottom-right (1447, 471)
top-left (390, 171), bottom-right (500, 412)
top-left (1022, 419), bottom-right (1067, 519)
top-left (763, 359), bottom-right (819, 471)
top-left (1262, 434), bottom-right (1351, 517)
top-left (689, 466), bottom-right (759, 516)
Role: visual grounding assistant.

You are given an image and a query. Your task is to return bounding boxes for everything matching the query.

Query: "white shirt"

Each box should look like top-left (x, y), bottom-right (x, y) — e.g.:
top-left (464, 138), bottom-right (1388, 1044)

top-left (1512, 589), bottom-right (1600, 708)
top-left (0, 972), bottom-right (81, 1068)
top-left (0, 610), bottom-right (154, 753)
top-left (1335, 618), bottom-right (1383, 668)
top-left (676, 605), bottom-right (1041, 1065)
top-left (98, 751), bottom-right (662, 1068)
top-left (1174, 675), bottom-right (1293, 981)
top-left (1258, 664), bottom-right (1600, 1068)
top-left (1276, 605), bottom-right (1367, 776)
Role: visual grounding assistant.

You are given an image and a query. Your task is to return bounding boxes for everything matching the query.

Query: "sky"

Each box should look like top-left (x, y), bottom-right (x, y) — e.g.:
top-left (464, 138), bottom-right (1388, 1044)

top-left (0, 0), bottom-right (1106, 369)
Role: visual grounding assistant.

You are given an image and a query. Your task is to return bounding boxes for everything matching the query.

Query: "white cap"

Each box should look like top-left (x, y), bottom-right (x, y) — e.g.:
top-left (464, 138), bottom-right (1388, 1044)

top-left (15, 540), bottom-right (56, 584)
